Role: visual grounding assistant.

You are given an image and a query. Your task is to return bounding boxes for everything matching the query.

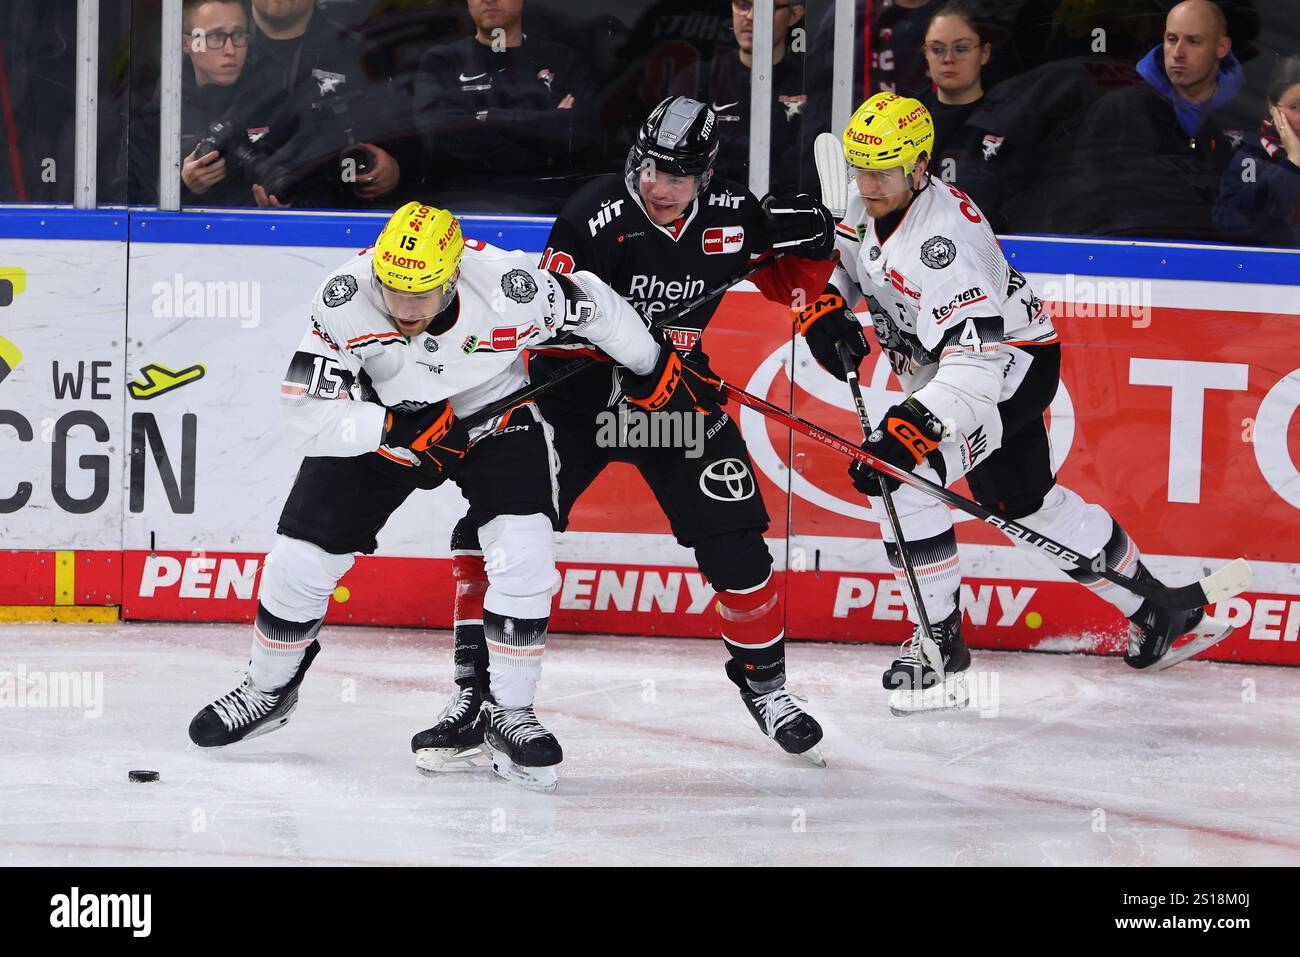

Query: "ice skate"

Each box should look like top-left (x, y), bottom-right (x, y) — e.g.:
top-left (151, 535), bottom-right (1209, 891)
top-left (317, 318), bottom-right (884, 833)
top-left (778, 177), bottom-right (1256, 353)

top-left (188, 640), bottom-right (321, 747)
top-left (725, 659), bottom-right (826, 766)
top-left (884, 608), bottom-right (971, 717)
top-left (412, 683), bottom-right (488, 774)
top-left (479, 700), bottom-right (563, 792)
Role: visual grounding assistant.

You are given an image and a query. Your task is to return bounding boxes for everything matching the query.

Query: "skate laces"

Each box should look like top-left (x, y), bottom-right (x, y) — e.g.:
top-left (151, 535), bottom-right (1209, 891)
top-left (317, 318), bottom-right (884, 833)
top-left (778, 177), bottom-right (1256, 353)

top-left (211, 676), bottom-right (278, 731)
top-left (754, 688), bottom-right (804, 737)
top-left (494, 706), bottom-right (551, 745)
top-left (438, 685), bottom-right (477, 724)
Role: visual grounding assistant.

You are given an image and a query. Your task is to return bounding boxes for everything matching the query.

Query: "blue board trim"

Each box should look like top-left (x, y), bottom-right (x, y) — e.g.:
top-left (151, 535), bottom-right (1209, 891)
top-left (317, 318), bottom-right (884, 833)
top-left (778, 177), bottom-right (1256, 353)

top-left (0, 208), bottom-right (129, 241)
top-left (1, 207), bottom-right (1297, 285)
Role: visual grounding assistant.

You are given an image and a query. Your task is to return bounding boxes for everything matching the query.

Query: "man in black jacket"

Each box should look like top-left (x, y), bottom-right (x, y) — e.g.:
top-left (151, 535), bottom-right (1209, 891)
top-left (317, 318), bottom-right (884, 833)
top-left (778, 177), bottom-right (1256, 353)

top-left (1059, 0), bottom-right (1245, 240)
top-left (411, 0), bottom-right (597, 213)
top-left (123, 0), bottom-right (298, 207)
top-left (242, 0), bottom-right (408, 208)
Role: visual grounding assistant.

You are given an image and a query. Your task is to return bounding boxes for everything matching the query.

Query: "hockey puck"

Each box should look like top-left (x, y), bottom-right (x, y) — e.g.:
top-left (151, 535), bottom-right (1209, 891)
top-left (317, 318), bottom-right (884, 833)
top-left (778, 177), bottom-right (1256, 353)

top-left (128, 770), bottom-right (160, 783)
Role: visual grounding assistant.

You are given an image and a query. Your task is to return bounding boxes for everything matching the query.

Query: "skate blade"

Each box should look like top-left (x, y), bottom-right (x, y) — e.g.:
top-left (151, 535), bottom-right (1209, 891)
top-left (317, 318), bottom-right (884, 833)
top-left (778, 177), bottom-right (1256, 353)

top-left (889, 674), bottom-right (970, 717)
top-left (796, 744), bottom-right (827, 768)
top-left (1146, 616), bottom-right (1235, 672)
top-left (414, 745), bottom-right (490, 776)
top-left (487, 748), bottom-right (558, 792)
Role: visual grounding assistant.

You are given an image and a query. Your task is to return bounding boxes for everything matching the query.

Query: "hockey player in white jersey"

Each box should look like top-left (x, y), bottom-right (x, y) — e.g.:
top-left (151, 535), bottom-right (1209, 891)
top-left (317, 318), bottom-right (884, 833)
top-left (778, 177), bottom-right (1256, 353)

top-left (798, 93), bottom-right (1231, 712)
top-left (186, 202), bottom-right (693, 789)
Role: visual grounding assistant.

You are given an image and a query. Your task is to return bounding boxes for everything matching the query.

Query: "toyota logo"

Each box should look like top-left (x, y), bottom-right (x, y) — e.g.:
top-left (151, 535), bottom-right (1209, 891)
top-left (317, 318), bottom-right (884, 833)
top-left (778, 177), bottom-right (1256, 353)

top-left (699, 458), bottom-right (756, 502)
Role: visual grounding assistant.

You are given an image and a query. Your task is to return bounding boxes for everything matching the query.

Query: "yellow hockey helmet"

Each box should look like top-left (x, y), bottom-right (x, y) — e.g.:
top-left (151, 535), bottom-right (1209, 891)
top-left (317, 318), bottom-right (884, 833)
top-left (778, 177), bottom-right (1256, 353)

top-left (372, 202), bottom-right (464, 294)
top-left (843, 93), bottom-right (935, 174)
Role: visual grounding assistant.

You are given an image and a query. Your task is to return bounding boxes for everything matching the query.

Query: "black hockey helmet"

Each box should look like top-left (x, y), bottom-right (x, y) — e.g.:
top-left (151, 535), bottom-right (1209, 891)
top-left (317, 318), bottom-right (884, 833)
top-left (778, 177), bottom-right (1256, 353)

top-left (625, 96), bottom-right (720, 196)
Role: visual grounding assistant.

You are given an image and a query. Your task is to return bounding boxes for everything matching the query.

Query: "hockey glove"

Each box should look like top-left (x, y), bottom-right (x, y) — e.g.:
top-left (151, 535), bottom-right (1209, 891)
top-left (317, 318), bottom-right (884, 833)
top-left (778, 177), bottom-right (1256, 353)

top-left (849, 397), bottom-right (945, 497)
top-left (761, 193), bottom-right (837, 260)
top-left (793, 292), bottom-right (870, 381)
top-left (383, 399), bottom-right (469, 478)
top-left (621, 331), bottom-right (724, 417)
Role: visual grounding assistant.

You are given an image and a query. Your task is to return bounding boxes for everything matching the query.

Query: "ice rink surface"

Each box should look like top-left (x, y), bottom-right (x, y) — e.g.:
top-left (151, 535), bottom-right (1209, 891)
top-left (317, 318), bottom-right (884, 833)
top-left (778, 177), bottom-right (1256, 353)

top-left (2, 621), bottom-right (1298, 867)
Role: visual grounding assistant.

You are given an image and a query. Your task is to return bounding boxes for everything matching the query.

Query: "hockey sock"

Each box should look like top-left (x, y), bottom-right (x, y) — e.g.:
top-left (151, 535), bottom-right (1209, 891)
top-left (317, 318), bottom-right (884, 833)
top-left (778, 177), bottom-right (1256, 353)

top-left (249, 602), bottom-right (323, 693)
top-left (716, 574), bottom-right (786, 694)
top-left (884, 527), bottom-right (962, 624)
top-left (484, 610), bottom-right (548, 708)
top-left (1065, 518), bottom-right (1144, 618)
top-left (451, 551), bottom-right (490, 690)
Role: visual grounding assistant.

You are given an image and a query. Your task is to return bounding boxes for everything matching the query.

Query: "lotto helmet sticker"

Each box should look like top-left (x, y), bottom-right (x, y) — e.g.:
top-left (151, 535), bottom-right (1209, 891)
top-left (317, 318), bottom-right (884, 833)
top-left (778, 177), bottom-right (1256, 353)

top-left (501, 269), bottom-right (538, 304)
top-left (920, 236), bottom-right (957, 269)
top-left (323, 273), bottom-right (359, 307)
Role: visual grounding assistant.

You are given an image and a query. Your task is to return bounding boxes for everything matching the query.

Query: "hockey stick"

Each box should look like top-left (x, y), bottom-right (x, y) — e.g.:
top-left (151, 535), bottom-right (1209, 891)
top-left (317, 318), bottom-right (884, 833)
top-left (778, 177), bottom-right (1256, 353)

top-left (813, 132), bottom-right (850, 219)
top-left (837, 342), bottom-right (944, 678)
top-left (461, 254), bottom-right (784, 431)
top-left (720, 379), bottom-right (1254, 611)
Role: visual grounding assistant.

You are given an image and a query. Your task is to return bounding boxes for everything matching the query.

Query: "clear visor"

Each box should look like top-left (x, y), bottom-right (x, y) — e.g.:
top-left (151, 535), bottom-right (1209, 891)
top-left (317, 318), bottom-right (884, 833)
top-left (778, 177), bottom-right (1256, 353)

top-left (374, 272), bottom-right (456, 324)
top-left (851, 165), bottom-right (910, 184)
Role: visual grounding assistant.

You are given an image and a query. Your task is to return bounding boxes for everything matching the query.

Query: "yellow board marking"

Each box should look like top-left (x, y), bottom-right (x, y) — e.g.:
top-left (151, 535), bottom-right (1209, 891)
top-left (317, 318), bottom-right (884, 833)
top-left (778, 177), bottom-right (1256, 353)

top-left (0, 606), bottom-right (119, 623)
top-left (54, 550), bottom-right (75, 605)
top-left (333, 585), bottom-right (351, 603)
top-left (0, 265), bottom-right (27, 296)
top-left (1025, 611), bottom-right (1043, 629)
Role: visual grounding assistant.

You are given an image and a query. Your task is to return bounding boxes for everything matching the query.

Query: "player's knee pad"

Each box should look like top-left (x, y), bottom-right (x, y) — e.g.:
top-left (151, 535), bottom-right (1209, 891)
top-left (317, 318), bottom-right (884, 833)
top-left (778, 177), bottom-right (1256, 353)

top-left (258, 534), bottom-right (355, 622)
top-left (1018, 485), bottom-right (1115, 557)
top-left (873, 476), bottom-right (954, 544)
top-left (478, 513), bottom-right (559, 620)
top-left (692, 528), bottom-right (773, 592)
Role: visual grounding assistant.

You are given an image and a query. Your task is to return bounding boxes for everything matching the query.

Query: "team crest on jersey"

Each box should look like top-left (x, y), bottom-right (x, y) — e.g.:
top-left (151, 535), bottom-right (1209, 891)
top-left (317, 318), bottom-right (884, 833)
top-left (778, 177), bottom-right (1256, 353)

top-left (313, 69), bottom-right (346, 95)
top-left (868, 244), bottom-right (881, 261)
top-left (423, 337), bottom-right (439, 353)
top-left (323, 274), bottom-right (358, 307)
top-left (981, 134), bottom-right (1004, 161)
top-left (501, 269), bottom-right (538, 304)
top-left (920, 235), bottom-right (957, 269)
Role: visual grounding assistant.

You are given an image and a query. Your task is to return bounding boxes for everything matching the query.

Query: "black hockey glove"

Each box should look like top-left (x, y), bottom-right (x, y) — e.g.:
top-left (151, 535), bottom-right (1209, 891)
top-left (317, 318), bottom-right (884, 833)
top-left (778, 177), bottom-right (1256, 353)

top-left (620, 330), bottom-right (724, 417)
top-left (382, 399), bottom-right (469, 478)
top-left (849, 397), bottom-right (945, 497)
top-left (793, 291), bottom-right (870, 381)
top-left (761, 193), bottom-right (837, 260)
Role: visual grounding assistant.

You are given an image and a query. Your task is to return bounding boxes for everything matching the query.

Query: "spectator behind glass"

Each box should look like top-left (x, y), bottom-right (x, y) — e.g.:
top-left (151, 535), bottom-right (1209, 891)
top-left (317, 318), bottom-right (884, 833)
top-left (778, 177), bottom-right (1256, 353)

top-left (412, 0), bottom-right (596, 214)
top-left (1060, 0), bottom-right (1244, 240)
top-left (123, 0), bottom-right (295, 207)
top-left (243, 0), bottom-right (406, 209)
top-left (1215, 55), bottom-right (1300, 248)
top-left (918, 2), bottom-right (992, 197)
top-left (671, 1), bottom-right (824, 195)
top-left (871, 0), bottom-right (944, 97)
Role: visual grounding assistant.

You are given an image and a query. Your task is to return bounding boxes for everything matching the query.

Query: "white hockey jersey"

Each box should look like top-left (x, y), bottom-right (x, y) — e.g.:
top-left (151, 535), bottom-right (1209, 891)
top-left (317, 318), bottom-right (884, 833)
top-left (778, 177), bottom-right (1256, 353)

top-left (830, 178), bottom-right (1058, 438)
top-left (279, 240), bottom-right (661, 457)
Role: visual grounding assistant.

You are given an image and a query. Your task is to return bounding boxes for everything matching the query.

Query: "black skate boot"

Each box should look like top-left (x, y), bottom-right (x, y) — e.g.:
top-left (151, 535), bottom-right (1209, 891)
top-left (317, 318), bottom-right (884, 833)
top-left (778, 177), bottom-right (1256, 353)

top-left (411, 682), bottom-right (487, 774)
top-left (883, 606), bottom-right (971, 716)
top-left (725, 659), bottom-right (826, 767)
top-left (1124, 564), bottom-right (1230, 670)
top-left (188, 640), bottom-right (321, 747)
top-left (479, 699), bottom-right (563, 792)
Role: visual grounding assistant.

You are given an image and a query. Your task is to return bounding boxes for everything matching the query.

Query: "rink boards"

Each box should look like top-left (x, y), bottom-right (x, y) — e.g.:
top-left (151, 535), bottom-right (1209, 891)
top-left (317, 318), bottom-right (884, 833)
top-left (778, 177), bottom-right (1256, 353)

top-left (0, 210), bottom-right (1297, 665)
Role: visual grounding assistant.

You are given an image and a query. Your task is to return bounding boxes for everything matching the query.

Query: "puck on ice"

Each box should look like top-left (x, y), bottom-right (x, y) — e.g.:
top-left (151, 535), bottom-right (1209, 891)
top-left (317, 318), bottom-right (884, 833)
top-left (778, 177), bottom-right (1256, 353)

top-left (128, 770), bottom-right (160, 783)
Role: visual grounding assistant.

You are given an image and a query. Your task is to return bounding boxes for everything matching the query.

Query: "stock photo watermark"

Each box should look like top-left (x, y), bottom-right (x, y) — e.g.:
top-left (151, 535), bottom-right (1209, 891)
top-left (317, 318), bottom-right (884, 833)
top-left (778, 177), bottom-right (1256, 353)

top-left (0, 666), bottom-right (103, 718)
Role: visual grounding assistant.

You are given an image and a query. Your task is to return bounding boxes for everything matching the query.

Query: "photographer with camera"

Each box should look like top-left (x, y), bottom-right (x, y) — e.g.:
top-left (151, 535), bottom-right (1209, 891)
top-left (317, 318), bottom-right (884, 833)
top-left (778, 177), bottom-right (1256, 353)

top-left (123, 0), bottom-right (296, 207)
top-left (241, 0), bottom-right (409, 208)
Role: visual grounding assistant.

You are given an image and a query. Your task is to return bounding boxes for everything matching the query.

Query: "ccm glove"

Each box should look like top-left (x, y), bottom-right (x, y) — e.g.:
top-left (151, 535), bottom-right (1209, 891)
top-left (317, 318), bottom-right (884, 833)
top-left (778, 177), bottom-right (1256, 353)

top-left (382, 399), bottom-right (469, 478)
top-left (621, 330), bottom-right (724, 416)
top-left (794, 292), bottom-right (870, 381)
top-left (761, 193), bottom-right (837, 260)
top-left (849, 397), bottom-right (945, 497)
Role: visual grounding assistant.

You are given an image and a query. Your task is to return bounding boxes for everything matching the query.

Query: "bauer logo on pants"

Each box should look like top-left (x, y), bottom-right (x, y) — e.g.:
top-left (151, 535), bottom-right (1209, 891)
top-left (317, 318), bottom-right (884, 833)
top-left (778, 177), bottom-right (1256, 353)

top-left (699, 458), bottom-right (756, 501)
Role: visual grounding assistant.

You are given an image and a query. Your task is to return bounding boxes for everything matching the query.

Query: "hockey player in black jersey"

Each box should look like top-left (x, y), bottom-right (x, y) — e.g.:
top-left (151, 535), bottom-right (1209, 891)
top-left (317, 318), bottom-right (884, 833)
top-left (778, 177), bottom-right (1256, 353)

top-left (414, 96), bottom-right (841, 771)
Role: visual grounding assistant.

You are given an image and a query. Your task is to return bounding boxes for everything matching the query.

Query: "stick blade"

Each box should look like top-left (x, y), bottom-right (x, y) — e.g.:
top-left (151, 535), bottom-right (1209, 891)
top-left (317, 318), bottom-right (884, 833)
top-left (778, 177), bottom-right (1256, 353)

top-left (1198, 558), bottom-right (1254, 606)
top-left (813, 132), bottom-right (849, 219)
